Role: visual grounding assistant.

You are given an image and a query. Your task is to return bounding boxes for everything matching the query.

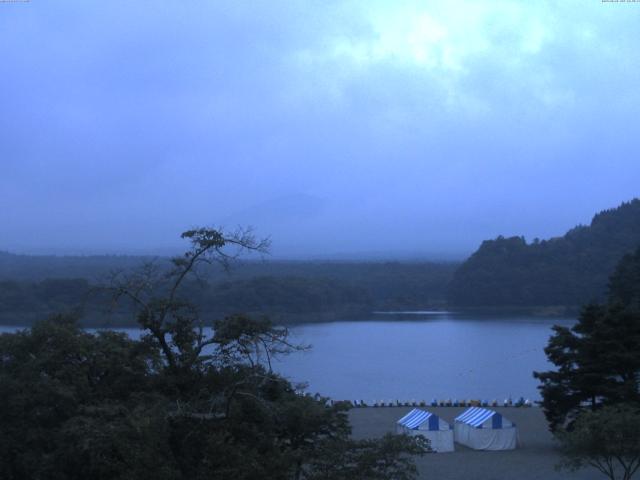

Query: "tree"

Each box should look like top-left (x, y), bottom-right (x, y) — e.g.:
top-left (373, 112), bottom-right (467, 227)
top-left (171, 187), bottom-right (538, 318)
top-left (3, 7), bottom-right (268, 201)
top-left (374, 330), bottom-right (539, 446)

top-left (534, 247), bottom-right (640, 431)
top-left (108, 226), bottom-right (272, 373)
top-left (449, 199), bottom-right (640, 307)
top-left (557, 404), bottom-right (640, 480)
top-left (0, 227), bottom-right (429, 480)
top-left (303, 434), bottom-right (429, 480)
top-left (0, 315), bottom-right (166, 480)
top-left (609, 248), bottom-right (640, 310)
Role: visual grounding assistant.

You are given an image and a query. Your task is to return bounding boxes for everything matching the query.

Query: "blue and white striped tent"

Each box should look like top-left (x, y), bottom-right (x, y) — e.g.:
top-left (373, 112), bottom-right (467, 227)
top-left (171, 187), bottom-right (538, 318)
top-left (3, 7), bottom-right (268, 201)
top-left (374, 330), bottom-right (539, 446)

top-left (396, 409), bottom-right (454, 452)
top-left (454, 407), bottom-right (517, 450)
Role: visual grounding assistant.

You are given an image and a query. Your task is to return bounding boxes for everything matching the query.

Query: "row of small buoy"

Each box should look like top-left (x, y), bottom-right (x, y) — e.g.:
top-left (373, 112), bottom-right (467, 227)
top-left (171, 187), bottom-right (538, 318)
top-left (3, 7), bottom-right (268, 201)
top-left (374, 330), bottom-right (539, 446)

top-left (334, 398), bottom-right (534, 408)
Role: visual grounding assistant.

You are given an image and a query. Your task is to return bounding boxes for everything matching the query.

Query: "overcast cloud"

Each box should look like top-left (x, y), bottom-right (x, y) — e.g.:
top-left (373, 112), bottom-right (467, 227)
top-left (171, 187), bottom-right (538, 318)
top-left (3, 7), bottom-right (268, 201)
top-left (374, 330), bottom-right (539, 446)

top-left (1, 1), bottom-right (638, 258)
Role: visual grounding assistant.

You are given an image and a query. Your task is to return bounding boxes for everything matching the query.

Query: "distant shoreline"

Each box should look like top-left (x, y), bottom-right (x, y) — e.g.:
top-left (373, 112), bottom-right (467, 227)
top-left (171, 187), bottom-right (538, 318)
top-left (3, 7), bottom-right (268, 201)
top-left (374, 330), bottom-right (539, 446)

top-left (0, 306), bottom-right (578, 328)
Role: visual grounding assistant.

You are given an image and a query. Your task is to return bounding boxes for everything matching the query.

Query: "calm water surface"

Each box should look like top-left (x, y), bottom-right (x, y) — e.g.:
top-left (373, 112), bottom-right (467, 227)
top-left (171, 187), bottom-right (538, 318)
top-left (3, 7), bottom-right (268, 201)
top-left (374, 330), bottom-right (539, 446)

top-left (277, 313), bottom-right (572, 402)
top-left (0, 312), bottom-right (572, 402)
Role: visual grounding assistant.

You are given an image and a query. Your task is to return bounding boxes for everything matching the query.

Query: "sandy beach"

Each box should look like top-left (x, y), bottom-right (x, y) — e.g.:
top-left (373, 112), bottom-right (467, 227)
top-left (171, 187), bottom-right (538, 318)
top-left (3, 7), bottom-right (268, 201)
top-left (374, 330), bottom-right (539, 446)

top-left (349, 406), bottom-right (603, 480)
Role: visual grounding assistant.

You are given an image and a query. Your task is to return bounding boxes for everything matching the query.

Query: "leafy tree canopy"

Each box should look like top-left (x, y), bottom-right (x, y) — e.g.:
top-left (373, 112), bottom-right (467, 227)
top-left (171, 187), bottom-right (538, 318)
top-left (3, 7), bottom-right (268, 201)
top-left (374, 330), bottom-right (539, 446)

top-left (557, 404), bottom-right (640, 480)
top-left (0, 227), bottom-right (428, 480)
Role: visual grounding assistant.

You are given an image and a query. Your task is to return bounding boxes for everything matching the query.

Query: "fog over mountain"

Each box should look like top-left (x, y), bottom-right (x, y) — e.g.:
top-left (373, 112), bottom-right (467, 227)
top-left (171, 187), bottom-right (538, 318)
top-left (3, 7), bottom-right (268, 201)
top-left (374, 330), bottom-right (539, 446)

top-left (1, 1), bottom-right (639, 259)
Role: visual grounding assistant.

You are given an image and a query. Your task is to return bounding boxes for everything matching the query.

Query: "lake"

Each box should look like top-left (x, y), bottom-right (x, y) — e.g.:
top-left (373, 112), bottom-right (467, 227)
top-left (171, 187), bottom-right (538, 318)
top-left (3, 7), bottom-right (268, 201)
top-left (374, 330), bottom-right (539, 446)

top-left (276, 312), bottom-right (571, 403)
top-left (0, 312), bottom-right (571, 402)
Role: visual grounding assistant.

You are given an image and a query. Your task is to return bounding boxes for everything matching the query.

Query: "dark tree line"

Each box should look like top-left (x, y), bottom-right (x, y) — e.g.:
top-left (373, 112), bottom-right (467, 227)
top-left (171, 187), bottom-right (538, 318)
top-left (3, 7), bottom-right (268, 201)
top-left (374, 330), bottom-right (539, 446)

top-left (0, 276), bottom-right (373, 326)
top-left (449, 199), bottom-right (640, 307)
top-left (0, 259), bottom-right (457, 326)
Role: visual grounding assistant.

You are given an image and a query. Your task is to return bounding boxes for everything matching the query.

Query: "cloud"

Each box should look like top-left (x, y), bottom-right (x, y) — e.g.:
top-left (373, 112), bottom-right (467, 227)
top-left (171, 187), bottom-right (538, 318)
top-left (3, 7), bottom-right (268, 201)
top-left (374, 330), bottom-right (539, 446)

top-left (0, 1), bottom-right (639, 256)
top-left (285, 0), bottom-right (640, 123)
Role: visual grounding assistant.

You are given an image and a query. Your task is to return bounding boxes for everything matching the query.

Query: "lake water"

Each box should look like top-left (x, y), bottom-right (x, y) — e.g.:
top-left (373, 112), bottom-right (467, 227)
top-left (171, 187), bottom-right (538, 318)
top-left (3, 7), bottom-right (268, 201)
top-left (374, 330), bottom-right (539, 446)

top-left (0, 312), bottom-right (572, 402)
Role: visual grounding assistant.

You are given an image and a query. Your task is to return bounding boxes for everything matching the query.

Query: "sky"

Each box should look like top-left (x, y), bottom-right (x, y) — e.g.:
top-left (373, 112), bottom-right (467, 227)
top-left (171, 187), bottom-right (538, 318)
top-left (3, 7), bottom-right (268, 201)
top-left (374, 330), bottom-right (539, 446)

top-left (1, 1), bottom-right (639, 259)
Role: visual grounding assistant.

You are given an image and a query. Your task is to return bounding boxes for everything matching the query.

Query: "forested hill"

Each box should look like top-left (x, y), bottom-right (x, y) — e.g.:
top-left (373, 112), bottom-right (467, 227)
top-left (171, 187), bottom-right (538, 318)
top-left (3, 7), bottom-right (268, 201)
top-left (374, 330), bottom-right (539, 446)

top-left (0, 255), bottom-right (457, 326)
top-left (448, 199), bottom-right (640, 307)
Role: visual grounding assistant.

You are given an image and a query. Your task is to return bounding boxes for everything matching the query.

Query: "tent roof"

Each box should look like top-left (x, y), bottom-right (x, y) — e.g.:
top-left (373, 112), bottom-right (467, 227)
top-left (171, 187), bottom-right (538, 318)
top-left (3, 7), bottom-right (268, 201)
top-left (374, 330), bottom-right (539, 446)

top-left (397, 408), bottom-right (436, 429)
top-left (455, 407), bottom-right (500, 427)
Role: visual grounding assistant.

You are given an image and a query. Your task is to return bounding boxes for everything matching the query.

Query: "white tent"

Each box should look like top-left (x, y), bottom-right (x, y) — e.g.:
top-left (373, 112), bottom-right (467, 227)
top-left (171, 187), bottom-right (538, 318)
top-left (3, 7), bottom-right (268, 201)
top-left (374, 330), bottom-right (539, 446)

top-left (396, 408), bottom-right (454, 452)
top-left (454, 407), bottom-right (518, 450)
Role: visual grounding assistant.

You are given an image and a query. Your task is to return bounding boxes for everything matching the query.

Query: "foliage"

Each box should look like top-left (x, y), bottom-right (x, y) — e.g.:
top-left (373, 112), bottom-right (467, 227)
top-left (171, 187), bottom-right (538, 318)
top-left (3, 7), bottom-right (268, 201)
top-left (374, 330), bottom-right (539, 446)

top-left (304, 434), bottom-right (429, 480)
top-left (203, 276), bottom-right (372, 316)
top-left (0, 261), bottom-right (457, 326)
top-left (609, 248), bottom-right (640, 311)
top-left (449, 199), bottom-right (640, 307)
top-left (534, 247), bottom-right (640, 431)
top-left (0, 227), bottom-right (428, 480)
top-left (0, 315), bottom-right (164, 480)
top-left (557, 404), bottom-right (640, 480)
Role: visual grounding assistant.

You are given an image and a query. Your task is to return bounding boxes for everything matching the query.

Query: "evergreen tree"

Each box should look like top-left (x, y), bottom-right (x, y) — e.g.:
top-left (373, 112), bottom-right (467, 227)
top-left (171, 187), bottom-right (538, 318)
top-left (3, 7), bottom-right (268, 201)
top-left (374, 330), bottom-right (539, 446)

top-left (534, 247), bottom-right (640, 431)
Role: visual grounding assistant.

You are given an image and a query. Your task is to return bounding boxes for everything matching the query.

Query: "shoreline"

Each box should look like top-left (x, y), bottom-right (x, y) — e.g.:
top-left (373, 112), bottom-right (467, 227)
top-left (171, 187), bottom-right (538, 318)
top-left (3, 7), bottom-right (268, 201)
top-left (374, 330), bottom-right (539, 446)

top-left (342, 400), bottom-right (536, 408)
top-left (0, 306), bottom-right (578, 328)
